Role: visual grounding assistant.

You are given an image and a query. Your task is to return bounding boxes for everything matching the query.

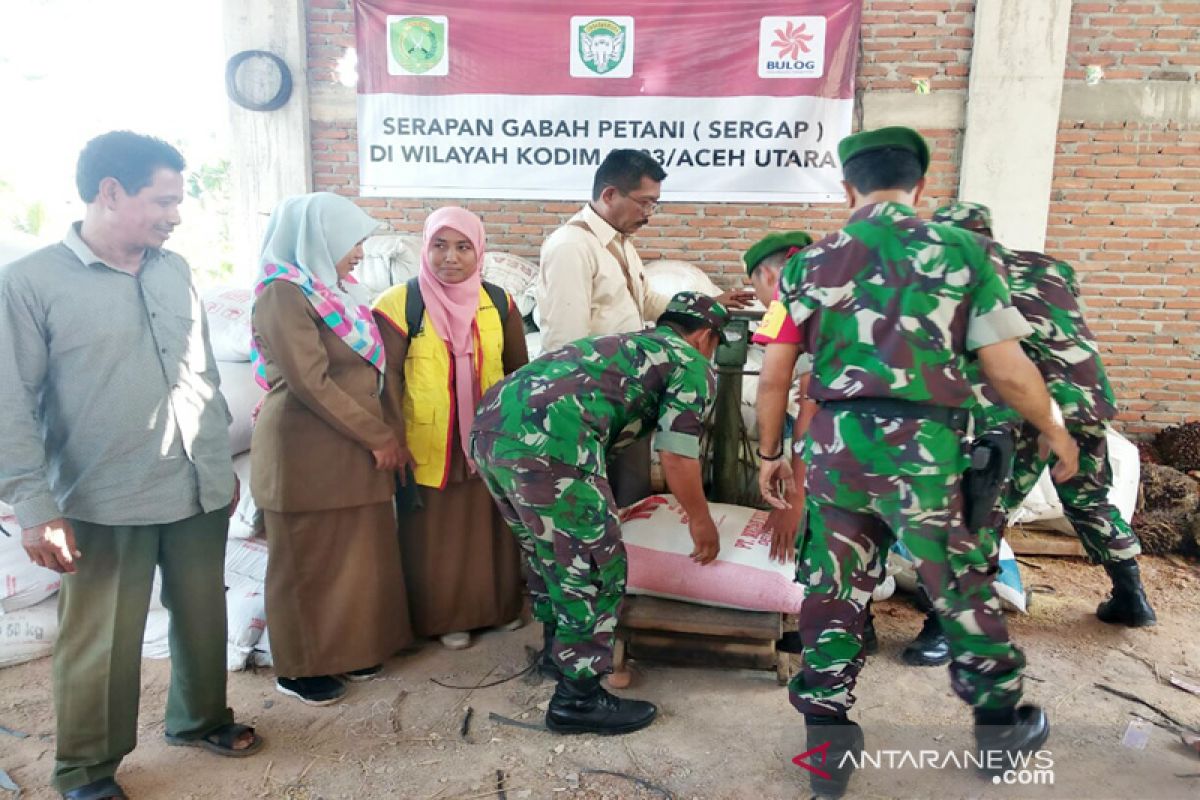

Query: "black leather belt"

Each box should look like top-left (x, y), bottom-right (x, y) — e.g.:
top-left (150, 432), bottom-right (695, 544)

top-left (818, 398), bottom-right (971, 432)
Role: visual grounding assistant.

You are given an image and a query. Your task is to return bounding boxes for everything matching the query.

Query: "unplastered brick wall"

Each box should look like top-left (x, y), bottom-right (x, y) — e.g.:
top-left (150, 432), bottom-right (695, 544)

top-left (1065, 1), bottom-right (1198, 82)
top-left (1046, 1), bottom-right (1199, 434)
top-left (308, 0), bottom-right (974, 272)
top-left (306, 0), bottom-right (1196, 431)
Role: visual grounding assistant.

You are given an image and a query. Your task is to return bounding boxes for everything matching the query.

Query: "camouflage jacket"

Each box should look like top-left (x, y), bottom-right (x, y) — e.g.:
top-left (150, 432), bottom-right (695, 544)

top-left (777, 202), bottom-right (1031, 476)
top-left (1005, 247), bottom-right (1117, 423)
top-left (970, 246), bottom-right (1117, 431)
top-left (471, 327), bottom-right (715, 475)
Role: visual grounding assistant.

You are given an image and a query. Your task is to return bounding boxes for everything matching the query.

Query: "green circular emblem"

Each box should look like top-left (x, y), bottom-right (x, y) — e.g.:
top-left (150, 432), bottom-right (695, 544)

top-left (390, 16), bottom-right (445, 75)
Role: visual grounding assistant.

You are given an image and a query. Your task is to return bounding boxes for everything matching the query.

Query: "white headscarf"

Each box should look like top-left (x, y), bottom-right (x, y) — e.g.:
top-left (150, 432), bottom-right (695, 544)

top-left (250, 193), bottom-right (386, 390)
top-left (258, 192), bottom-right (379, 305)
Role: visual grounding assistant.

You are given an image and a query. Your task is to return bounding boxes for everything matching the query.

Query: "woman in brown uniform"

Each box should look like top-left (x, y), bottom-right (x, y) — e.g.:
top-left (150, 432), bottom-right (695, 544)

top-left (372, 206), bottom-right (526, 650)
top-left (250, 192), bottom-right (411, 705)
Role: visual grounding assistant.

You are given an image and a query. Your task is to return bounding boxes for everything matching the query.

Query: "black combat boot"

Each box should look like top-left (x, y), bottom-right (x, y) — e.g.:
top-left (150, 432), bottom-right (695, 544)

top-left (974, 705), bottom-right (1050, 778)
top-left (901, 610), bottom-right (950, 666)
top-left (545, 675), bottom-right (657, 735)
top-left (801, 714), bottom-right (865, 799)
top-left (537, 622), bottom-right (561, 679)
top-left (1096, 559), bottom-right (1157, 627)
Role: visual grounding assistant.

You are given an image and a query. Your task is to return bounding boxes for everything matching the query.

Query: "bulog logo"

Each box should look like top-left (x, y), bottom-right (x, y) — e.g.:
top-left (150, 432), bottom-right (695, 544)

top-left (758, 17), bottom-right (826, 79)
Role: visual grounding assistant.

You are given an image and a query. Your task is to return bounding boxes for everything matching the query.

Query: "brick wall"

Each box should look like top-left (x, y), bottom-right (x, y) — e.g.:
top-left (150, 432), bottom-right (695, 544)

top-left (308, 0), bottom-right (974, 273)
top-left (1046, 1), bottom-right (1199, 433)
top-left (306, 0), bottom-right (1199, 431)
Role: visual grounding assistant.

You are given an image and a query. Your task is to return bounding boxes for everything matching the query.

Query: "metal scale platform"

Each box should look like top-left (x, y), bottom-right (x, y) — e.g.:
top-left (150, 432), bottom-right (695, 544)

top-left (612, 310), bottom-right (795, 685)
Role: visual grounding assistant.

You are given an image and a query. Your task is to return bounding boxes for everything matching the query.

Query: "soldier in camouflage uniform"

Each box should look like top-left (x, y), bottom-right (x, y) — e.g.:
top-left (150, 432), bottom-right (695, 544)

top-left (933, 201), bottom-right (1155, 626)
top-left (755, 127), bottom-right (1080, 798)
top-left (470, 292), bottom-right (728, 736)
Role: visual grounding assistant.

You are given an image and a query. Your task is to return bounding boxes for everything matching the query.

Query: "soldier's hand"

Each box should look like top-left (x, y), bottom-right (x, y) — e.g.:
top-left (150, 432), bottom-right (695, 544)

top-left (22, 518), bottom-right (80, 574)
top-left (688, 515), bottom-right (721, 565)
top-left (1040, 427), bottom-right (1080, 483)
top-left (715, 288), bottom-right (756, 310)
top-left (758, 456), bottom-right (795, 510)
top-left (765, 506), bottom-right (802, 564)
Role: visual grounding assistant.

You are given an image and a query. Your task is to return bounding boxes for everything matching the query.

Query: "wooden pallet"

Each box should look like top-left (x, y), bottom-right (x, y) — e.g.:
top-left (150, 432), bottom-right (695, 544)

top-left (613, 595), bottom-right (793, 685)
top-left (1004, 526), bottom-right (1087, 557)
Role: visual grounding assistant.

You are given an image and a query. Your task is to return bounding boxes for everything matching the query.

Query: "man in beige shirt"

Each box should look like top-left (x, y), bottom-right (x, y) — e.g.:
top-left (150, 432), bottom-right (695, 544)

top-left (537, 150), bottom-right (752, 503)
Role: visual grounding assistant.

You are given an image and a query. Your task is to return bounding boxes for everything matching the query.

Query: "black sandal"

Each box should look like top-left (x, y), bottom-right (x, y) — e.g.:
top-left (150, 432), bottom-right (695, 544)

top-left (62, 777), bottom-right (127, 800)
top-left (165, 721), bottom-right (264, 758)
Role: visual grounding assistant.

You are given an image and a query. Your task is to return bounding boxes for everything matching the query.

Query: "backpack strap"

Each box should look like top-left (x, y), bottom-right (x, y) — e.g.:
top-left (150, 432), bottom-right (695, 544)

top-left (482, 281), bottom-right (510, 326)
top-left (404, 277), bottom-right (425, 338)
top-left (404, 277), bottom-right (510, 338)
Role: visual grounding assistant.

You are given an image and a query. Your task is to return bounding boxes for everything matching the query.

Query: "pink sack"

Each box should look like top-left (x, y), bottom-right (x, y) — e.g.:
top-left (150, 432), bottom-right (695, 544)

top-left (619, 495), bottom-right (805, 614)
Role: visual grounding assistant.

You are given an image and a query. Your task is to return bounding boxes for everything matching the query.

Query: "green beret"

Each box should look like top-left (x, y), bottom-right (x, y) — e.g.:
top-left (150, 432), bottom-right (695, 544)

top-left (837, 126), bottom-right (930, 175)
top-left (932, 201), bottom-right (993, 235)
top-left (743, 231), bottom-right (813, 277)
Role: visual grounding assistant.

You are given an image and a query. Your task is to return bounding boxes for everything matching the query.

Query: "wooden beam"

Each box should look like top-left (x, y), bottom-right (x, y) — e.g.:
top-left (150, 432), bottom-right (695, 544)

top-left (1005, 526), bottom-right (1087, 557)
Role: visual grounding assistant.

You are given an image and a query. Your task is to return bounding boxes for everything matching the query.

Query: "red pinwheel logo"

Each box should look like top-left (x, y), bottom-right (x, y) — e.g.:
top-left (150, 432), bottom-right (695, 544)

top-left (772, 20), bottom-right (814, 60)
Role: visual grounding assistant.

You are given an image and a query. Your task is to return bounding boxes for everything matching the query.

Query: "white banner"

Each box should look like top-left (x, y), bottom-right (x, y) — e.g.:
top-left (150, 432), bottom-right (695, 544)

top-left (358, 94), bottom-right (853, 202)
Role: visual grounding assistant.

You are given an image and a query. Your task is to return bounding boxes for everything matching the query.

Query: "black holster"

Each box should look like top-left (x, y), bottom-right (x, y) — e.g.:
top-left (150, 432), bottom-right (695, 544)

top-left (962, 429), bottom-right (1015, 532)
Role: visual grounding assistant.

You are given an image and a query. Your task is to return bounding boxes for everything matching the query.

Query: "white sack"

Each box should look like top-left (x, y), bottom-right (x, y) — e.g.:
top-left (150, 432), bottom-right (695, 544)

top-left (0, 530), bottom-right (61, 614)
top-left (643, 260), bottom-right (720, 299)
top-left (203, 286), bottom-right (254, 362)
top-left (218, 360), bottom-right (265, 456)
top-left (0, 595), bottom-right (59, 667)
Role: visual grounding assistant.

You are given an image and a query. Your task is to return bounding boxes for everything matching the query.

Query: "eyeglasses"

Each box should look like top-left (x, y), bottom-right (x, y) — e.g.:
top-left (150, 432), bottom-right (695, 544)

top-left (620, 192), bottom-right (660, 213)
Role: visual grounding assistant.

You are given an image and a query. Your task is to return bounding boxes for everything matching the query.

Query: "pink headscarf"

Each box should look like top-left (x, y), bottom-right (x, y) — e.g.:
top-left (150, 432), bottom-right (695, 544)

top-left (419, 206), bottom-right (486, 467)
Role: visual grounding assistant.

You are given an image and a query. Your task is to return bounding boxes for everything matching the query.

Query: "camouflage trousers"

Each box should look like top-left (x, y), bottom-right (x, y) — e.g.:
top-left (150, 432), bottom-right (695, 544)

top-left (471, 432), bottom-right (627, 680)
top-left (1002, 421), bottom-right (1141, 564)
top-left (791, 464), bottom-right (1025, 717)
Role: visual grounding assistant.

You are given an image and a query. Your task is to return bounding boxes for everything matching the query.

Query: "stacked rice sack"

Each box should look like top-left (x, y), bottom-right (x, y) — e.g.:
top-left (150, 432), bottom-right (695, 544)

top-left (0, 505), bottom-right (62, 667)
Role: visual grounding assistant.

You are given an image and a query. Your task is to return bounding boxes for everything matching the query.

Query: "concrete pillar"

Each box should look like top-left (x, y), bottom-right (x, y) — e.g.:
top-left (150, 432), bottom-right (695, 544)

top-left (222, 0), bottom-right (312, 277)
top-left (958, 0), bottom-right (1073, 251)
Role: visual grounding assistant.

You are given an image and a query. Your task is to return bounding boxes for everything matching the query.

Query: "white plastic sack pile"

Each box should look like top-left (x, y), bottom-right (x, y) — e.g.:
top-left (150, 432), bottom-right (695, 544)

top-left (621, 495), bottom-right (892, 613)
top-left (0, 502), bottom-right (63, 668)
top-left (643, 260), bottom-right (721, 299)
top-left (203, 286), bottom-right (254, 362)
top-left (0, 595), bottom-right (59, 667)
top-left (228, 454), bottom-right (258, 540)
top-left (483, 252), bottom-right (539, 317)
top-left (1009, 428), bottom-right (1139, 533)
top-left (358, 234), bottom-right (422, 301)
top-left (224, 539), bottom-right (269, 671)
top-left (0, 531), bottom-right (61, 614)
top-left (218, 361), bottom-right (266, 456)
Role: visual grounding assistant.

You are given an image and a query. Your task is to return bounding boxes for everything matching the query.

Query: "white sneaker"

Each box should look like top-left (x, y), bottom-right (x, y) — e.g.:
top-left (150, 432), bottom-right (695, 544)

top-left (440, 632), bottom-right (471, 650)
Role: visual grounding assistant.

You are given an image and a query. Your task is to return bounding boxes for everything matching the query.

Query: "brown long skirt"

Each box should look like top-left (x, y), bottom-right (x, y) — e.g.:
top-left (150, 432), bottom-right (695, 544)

top-left (399, 475), bottom-right (523, 638)
top-left (264, 502), bottom-right (413, 677)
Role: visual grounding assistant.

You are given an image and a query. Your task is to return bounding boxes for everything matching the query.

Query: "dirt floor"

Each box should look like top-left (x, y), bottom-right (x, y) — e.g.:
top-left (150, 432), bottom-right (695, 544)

top-left (2, 554), bottom-right (1198, 800)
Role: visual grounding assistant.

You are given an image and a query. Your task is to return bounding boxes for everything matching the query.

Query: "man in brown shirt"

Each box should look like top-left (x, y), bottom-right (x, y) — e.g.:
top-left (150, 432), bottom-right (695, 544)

top-left (536, 149), bottom-right (753, 504)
